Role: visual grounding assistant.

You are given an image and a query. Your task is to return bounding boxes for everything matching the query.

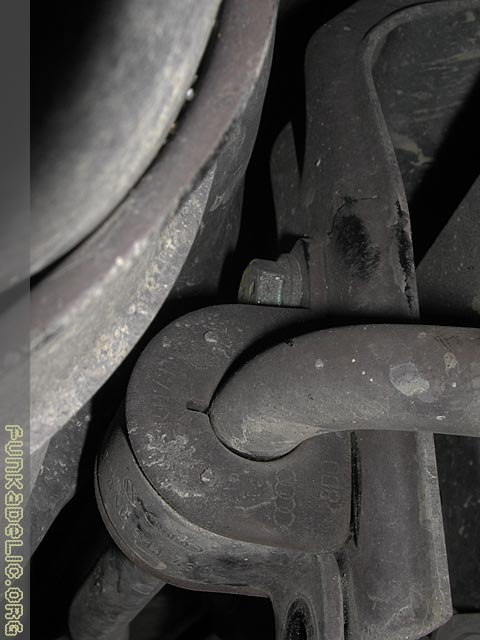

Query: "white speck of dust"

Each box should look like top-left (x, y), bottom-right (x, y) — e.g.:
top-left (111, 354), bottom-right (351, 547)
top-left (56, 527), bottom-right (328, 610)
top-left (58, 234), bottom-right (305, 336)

top-left (351, 358), bottom-right (356, 363)
top-left (369, 378), bottom-right (374, 383)
top-left (315, 358), bottom-right (325, 369)
top-left (362, 371), bottom-right (366, 375)
top-left (452, 382), bottom-right (457, 388)
top-left (436, 416), bottom-right (446, 421)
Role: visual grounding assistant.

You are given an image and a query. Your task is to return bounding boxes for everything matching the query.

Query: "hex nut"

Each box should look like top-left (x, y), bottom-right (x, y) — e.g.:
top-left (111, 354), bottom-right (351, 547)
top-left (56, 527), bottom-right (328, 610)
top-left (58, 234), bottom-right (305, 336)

top-left (238, 239), bottom-right (310, 307)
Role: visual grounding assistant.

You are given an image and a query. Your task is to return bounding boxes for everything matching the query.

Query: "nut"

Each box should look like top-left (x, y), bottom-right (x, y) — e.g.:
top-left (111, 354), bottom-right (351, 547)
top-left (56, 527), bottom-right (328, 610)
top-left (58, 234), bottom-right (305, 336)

top-left (238, 240), bottom-right (309, 307)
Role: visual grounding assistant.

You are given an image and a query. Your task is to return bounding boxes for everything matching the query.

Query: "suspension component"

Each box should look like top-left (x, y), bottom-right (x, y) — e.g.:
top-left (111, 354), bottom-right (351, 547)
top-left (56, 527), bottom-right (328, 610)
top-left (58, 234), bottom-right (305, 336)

top-left (68, 0), bottom-right (480, 636)
top-left (95, 305), bottom-right (348, 640)
top-left (69, 544), bottom-right (165, 640)
top-left (211, 324), bottom-right (480, 459)
top-left (91, 304), bottom-right (454, 640)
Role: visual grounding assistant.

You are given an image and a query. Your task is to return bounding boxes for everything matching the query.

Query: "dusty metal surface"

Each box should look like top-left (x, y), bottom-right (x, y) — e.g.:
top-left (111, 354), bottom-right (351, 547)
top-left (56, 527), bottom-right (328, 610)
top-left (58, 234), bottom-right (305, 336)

top-left (29, 187), bottom-right (246, 555)
top-left (211, 324), bottom-right (480, 459)
top-left (126, 305), bottom-right (351, 553)
top-left (96, 395), bottom-right (346, 640)
top-left (373, 2), bottom-right (480, 262)
top-left (69, 544), bottom-right (164, 640)
top-left (269, 1), bottom-right (454, 637)
top-left (90, 1), bottom-right (460, 637)
top-left (27, 0), bottom-right (279, 483)
top-left (435, 433), bottom-right (480, 612)
top-left (418, 178), bottom-right (480, 612)
top-left (417, 176), bottom-right (480, 322)
top-left (379, 1), bottom-right (480, 617)
top-left (57, 1), bottom-right (480, 638)
top-left (31, 0), bottom-right (222, 274)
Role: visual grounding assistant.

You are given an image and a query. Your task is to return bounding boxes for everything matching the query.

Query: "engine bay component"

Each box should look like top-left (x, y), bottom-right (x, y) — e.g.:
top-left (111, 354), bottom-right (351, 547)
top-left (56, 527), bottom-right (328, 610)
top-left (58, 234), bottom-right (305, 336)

top-left (27, 0), bottom-right (480, 637)
top-left (68, 1), bottom-right (480, 638)
top-left (27, 0), bottom-right (279, 496)
top-left (88, 305), bottom-right (449, 640)
top-left (211, 324), bottom-right (480, 459)
top-left (87, 306), bottom-right (350, 640)
top-left (69, 544), bottom-right (165, 640)
top-left (31, 0), bottom-right (222, 275)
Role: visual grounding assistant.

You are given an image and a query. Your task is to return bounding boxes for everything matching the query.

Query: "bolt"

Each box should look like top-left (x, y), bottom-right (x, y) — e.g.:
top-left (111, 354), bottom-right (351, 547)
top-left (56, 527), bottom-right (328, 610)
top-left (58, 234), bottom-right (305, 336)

top-left (238, 259), bottom-right (287, 306)
top-left (238, 239), bottom-right (310, 307)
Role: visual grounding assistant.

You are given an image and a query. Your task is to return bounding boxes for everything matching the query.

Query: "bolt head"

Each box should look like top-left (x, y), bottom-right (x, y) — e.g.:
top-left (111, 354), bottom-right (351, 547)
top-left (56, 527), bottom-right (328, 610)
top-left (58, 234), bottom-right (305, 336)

top-left (238, 259), bottom-right (285, 306)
